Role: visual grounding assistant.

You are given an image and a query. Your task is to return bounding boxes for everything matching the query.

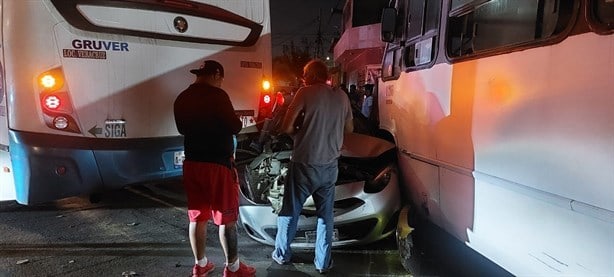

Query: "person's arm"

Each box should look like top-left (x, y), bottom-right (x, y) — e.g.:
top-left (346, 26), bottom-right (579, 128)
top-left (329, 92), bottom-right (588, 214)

top-left (173, 94), bottom-right (189, 135)
top-left (280, 90), bottom-right (305, 135)
top-left (219, 91), bottom-right (243, 134)
top-left (344, 94), bottom-right (354, 133)
top-left (344, 116), bottom-right (354, 133)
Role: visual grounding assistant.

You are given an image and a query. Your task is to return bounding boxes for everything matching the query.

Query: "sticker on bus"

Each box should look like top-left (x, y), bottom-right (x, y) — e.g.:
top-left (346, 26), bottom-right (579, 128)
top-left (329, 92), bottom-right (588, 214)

top-left (174, 151), bottom-right (185, 168)
top-left (104, 119), bottom-right (126, 138)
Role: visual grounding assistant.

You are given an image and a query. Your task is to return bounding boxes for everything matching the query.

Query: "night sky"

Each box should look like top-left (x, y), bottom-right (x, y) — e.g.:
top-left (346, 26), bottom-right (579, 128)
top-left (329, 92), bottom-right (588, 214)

top-left (270, 0), bottom-right (344, 58)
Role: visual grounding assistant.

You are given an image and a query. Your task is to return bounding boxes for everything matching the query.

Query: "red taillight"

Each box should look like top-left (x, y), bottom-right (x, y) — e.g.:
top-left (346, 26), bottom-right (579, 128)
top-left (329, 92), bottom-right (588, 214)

top-left (40, 91), bottom-right (72, 113)
top-left (263, 94), bottom-right (271, 104)
top-left (276, 92), bottom-right (285, 106)
top-left (258, 93), bottom-right (273, 120)
top-left (44, 95), bottom-right (62, 110)
top-left (37, 67), bottom-right (81, 133)
top-left (257, 77), bottom-right (274, 122)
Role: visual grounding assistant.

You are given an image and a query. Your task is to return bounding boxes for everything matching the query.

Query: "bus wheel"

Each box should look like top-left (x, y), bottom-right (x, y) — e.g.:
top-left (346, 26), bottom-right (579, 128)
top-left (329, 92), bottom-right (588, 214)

top-left (89, 193), bottom-right (102, 204)
top-left (396, 205), bottom-right (421, 275)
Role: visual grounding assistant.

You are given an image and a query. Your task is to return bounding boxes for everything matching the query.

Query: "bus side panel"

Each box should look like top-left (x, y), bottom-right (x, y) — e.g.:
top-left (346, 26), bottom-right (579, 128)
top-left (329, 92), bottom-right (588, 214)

top-left (379, 63), bottom-right (476, 238)
top-left (470, 32), bottom-right (614, 213)
top-left (0, 0), bottom-right (17, 202)
top-left (380, 33), bottom-right (614, 276)
top-left (467, 32), bottom-right (614, 276)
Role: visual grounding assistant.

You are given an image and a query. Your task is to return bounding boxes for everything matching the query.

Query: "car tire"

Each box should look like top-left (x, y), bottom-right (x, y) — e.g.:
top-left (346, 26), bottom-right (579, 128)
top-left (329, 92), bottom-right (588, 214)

top-left (396, 205), bottom-right (422, 275)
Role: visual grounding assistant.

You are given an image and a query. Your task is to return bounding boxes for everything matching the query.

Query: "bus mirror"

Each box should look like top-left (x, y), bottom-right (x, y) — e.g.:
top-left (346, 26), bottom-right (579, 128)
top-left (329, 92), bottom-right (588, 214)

top-left (381, 7), bottom-right (397, 42)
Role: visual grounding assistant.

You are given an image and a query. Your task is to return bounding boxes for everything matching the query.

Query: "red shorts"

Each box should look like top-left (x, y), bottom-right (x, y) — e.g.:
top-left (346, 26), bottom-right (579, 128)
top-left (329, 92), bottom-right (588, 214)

top-left (182, 160), bottom-right (239, 225)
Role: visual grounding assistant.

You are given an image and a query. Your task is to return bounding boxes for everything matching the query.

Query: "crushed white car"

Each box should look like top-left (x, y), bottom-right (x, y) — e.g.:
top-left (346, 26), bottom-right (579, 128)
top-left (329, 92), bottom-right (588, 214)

top-left (237, 131), bottom-right (401, 248)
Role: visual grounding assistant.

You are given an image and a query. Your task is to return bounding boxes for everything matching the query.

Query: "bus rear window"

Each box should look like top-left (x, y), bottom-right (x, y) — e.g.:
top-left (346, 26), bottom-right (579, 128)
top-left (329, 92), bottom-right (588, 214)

top-left (51, 0), bottom-right (263, 47)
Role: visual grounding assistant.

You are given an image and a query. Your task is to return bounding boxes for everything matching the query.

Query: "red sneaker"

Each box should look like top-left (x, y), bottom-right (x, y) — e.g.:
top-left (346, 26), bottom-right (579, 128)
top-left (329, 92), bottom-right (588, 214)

top-left (192, 261), bottom-right (215, 277)
top-left (223, 262), bottom-right (256, 277)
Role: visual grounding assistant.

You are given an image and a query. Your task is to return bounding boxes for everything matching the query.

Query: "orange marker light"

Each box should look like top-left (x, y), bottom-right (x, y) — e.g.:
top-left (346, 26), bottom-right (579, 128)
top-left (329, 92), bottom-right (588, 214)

top-left (38, 70), bottom-right (64, 91)
top-left (262, 80), bottom-right (271, 91)
top-left (40, 74), bottom-right (56, 89)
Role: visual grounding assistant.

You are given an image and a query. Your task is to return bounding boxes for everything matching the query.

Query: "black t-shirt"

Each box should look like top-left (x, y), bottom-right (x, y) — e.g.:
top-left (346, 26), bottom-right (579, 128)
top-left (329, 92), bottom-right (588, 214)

top-left (173, 82), bottom-right (242, 168)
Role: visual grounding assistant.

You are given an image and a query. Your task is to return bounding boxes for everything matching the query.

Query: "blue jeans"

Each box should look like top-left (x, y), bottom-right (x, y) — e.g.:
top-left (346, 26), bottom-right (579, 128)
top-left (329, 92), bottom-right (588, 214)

top-left (272, 160), bottom-right (337, 270)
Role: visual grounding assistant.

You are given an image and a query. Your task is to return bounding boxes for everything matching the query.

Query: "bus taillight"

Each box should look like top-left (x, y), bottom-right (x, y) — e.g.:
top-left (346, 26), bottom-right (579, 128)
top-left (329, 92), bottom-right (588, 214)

top-left (38, 71), bottom-right (64, 91)
top-left (263, 94), bottom-right (271, 105)
top-left (258, 93), bottom-right (273, 120)
top-left (53, 116), bottom-right (69, 130)
top-left (37, 68), bottom-right (80, 133)
top-left (40, 91), bottom-right (73, 114)
top-left (262, 80), bottom-right (271, 91)
top-left (43, 95), bottom-right (61, 110)
top-left (40, 75), bottom-right (56, 88)
top-left (256, 77), bottom-right (274, 122)
top-left (276, 92), bottom-right (285, 106)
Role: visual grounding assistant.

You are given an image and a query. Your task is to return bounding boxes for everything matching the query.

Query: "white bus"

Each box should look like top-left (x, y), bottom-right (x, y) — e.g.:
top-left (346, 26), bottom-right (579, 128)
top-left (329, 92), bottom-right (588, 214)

top-left (378, 0), bottom-right (613, 276)
top-left (0, 0), bottom-right (273, 204)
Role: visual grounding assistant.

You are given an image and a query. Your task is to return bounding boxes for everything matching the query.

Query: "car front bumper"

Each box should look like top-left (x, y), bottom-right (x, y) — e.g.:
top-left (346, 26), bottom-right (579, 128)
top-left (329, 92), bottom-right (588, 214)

top-left (238, 173), bottom-right (401, 249)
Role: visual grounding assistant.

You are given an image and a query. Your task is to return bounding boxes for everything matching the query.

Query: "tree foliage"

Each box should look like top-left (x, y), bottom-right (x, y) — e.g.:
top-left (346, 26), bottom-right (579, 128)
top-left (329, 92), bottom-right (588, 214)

top-left (272, 41), bottom-right (313, 86)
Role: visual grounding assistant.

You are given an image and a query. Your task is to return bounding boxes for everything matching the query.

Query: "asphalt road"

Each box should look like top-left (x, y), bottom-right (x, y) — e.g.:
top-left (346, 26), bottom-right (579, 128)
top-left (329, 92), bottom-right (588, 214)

top-left (0, 182), bottom-right (511, 277)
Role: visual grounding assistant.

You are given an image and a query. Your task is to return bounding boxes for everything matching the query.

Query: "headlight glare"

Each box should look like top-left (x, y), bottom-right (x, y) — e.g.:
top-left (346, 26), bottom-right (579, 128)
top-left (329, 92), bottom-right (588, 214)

top-left (364, 165), bottom-right (394, 193)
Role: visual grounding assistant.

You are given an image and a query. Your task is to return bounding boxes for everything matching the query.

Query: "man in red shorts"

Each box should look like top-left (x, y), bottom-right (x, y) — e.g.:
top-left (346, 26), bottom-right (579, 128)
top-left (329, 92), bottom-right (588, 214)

top-left (174, 60), bottom-right (256, 277)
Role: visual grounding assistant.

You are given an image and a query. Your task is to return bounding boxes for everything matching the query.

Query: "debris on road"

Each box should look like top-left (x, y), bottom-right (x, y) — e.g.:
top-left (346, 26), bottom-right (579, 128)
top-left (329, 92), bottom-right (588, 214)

top-left (121, 270), bottom-right (138, 276)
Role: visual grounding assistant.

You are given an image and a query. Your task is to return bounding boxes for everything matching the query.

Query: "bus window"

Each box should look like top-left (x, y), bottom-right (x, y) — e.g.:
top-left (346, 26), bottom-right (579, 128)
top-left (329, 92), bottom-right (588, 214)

top-left (590, 0), bottom-right (614, 32)
top-left (406, 0), bottom-right (425, 41)
top-left (382, 45), bottom-right (403, 80)
top-left (381, 7), bottom-right (397, 42)
top-left (353, 0), bottom-right (388, 27)
top-left (405, 0), bottom-right (442, 41)
top-left (447, 0), bottom-right (575, 58)
top-left (404, 37), bottom-right (434, 67)
top-left (424, 0), bottom-right (441, 35)
top-left (380, 0), bottom-right (408, 42)
top-left (403, 0), bottom-right (441, 69)
top-left (51, 0), bottom-right (263, 47)
top-left (449, 0), bottom-right (491, 17)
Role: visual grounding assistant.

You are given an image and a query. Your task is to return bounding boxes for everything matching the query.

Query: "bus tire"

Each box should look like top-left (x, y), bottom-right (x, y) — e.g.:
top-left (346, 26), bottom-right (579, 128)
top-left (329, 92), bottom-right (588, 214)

top-left (89, 193), bottom-right (102, 204)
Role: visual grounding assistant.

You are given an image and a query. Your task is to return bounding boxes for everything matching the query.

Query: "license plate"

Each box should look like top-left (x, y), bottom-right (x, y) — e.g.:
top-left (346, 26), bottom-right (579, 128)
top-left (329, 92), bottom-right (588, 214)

top-left (174, 151), bottom-right (185, 167)
top-left (305, 229), bottom-right (339, 243)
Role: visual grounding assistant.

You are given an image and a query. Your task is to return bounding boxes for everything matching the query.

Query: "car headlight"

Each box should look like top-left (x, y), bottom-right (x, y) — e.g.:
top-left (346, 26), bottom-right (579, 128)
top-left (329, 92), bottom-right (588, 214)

top-left (364, 165), bottom-right (394, 193)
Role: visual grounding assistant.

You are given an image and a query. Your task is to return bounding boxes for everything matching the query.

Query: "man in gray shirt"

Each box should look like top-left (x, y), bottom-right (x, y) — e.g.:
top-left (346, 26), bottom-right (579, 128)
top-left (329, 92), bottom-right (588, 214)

top-left (271, 59), bottom-right (353, 274)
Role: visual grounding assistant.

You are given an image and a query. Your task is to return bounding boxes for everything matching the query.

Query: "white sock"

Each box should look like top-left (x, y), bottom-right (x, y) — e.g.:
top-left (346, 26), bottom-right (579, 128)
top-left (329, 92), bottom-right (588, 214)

top-left (196, 257), bottom-right (208, 267)
top-left (227, 258), bottom-right (240, 272)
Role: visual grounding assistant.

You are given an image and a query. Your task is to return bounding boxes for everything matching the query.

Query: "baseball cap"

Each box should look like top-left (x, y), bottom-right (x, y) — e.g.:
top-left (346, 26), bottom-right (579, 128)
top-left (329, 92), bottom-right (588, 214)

top-left (190, 59), bottom-right (224, 77)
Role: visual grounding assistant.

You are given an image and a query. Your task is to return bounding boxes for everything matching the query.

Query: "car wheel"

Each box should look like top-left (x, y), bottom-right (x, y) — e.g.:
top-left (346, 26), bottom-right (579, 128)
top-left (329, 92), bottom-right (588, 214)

top-left (396, 205), bottom-right (421, 275)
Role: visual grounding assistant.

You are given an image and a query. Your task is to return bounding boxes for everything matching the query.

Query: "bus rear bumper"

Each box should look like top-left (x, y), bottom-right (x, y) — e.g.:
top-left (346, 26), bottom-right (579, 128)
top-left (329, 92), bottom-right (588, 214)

top-left (8, 130), bottom-right (183, 205)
